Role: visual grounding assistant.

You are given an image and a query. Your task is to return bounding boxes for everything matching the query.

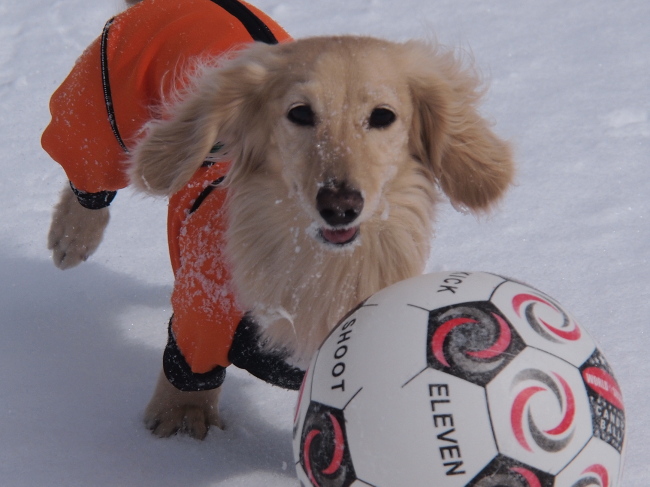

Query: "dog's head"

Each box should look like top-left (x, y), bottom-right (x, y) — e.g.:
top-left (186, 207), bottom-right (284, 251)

top-left (129, 36), bottom-right (514, 248)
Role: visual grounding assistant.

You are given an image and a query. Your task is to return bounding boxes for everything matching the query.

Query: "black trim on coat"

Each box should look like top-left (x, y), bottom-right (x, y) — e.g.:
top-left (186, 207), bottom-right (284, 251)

top-left (209, 0), bottom-right (279, 44)
top-left (100, 18), bottom-right (129, 153)
top-left (228, 315), bottom-right (306, 390)
top-left (189, 176), bottom-right (226, 214)
top-left (70, 181), bottom-right (117, 210)
top-left (163, 317), bottom-right (228, 392)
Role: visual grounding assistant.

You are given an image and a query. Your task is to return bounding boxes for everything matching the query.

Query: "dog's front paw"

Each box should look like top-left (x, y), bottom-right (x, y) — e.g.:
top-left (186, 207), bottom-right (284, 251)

top-left (48, 185), bottom-right (110, 269)
top-left (144, 402), bottom-right (223, 440)
top-left (144, 371), bottom-right (223, 440)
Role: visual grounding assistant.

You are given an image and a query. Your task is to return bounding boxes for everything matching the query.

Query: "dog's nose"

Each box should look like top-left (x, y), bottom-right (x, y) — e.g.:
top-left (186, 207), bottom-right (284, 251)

top-left (316, 183), bottom-right (364, 226)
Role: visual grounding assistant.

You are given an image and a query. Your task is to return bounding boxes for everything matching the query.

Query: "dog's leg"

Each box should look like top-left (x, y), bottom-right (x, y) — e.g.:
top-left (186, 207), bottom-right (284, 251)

top-left (144, 370), bottom-right (223, 440)
top-left (48, 184), bottom-right (110, 269)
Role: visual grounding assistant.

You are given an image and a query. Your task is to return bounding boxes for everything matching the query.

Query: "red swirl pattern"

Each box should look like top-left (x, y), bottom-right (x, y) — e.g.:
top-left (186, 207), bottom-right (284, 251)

top-left (512, 293), bottom-right (581, 342)
top-left (510, 370), bottom-right (576, 453)
top-left (431, 310), bottom-right (512, 372)
top-left (573, 464), bottom-right (610, 487)
top-left (510, 467), bottom-right (542, 487)
top-left (302, 412), bottom-right (346, 487)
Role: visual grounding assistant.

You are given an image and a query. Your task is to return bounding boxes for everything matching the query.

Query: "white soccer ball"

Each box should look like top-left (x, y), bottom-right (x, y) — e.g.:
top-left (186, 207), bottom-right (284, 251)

top-left (293, 271), bottom-right (625, 487)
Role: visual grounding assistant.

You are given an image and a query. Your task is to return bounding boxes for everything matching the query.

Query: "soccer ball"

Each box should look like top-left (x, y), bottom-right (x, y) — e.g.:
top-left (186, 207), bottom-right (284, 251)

top-left (293, 272), bottom-right (625, 487)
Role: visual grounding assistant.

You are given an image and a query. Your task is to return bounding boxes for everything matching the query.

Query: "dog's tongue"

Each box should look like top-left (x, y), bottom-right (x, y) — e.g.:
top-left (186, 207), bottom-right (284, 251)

top-left (321, 227), bottom-right (359, 245)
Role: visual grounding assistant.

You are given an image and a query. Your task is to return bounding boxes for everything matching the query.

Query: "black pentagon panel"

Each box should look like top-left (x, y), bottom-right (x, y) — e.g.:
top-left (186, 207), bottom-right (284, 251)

top-left (427, 302), bottom-right (526, 386)
top-left (468, 454), bottom-right (555, 487)
top-left (579, 349), bottom-right (626, 452)
top-left (299, 402), bottom-right (356, 487)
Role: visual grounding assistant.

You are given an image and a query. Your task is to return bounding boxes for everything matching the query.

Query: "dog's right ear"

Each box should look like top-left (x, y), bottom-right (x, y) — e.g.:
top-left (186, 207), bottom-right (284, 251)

top-left (128, 44), bottom-right (277, 196)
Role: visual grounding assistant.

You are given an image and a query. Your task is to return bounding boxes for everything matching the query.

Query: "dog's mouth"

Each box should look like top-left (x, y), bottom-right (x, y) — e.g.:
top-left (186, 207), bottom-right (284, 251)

top-left (319, 227), bottom-right (360, 246)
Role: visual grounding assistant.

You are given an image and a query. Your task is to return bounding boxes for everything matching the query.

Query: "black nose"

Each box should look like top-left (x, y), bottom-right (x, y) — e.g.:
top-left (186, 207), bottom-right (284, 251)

top-left (316, 183), bottom-right (364, 226)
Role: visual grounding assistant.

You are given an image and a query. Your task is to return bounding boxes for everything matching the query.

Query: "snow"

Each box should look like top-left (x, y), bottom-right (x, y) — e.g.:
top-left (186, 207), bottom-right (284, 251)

top-left (1, 0), bottom-right (648, 484)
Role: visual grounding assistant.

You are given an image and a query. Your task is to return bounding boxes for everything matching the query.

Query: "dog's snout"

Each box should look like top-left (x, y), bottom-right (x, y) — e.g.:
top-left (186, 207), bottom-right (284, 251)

top-left (316, 183), bottom-right (364, 226)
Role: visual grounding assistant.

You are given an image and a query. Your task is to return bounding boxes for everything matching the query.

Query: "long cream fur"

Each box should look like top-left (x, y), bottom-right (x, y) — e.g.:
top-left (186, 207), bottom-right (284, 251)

top-left (56, 35), bottom-right (514, 438)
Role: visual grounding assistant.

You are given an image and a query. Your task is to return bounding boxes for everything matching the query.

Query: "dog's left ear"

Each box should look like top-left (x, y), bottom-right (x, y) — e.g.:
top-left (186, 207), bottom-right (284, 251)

top-left (406, 42), bottom-right (514, 212)
top-left (128, 43), bottom-right (279, 196)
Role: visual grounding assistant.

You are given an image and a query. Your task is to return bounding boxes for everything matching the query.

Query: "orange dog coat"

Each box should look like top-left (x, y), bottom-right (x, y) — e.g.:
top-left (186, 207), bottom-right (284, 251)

top-left (42, 0), bottom-right (301, 390)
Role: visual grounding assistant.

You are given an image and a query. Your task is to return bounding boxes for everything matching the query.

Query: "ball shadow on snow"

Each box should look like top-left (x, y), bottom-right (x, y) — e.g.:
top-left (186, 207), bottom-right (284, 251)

top-left (0, 251), bottom-right (297, 486)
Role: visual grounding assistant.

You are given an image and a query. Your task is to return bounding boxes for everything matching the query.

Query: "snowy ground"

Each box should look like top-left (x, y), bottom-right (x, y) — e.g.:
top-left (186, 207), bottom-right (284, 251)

top-left (0, 0), bottom-right (648, 485)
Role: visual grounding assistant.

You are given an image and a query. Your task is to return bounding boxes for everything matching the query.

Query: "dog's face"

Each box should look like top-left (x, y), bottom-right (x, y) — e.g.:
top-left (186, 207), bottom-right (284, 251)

top-left (130, 36), bottom-right (514, 250)
top-left (266, 42), bottom-right (417, 246)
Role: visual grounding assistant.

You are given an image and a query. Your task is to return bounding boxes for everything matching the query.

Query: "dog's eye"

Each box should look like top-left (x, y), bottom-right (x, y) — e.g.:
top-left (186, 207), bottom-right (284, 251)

top-left (368, 107), bottom-right (396, 129)
top-left (287, 104), bottom-right (316, 127)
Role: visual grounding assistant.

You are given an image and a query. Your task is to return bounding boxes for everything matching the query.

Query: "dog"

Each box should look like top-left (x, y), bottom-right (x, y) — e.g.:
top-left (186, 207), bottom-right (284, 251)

top-left (44, 0), bottom-right (514, 440)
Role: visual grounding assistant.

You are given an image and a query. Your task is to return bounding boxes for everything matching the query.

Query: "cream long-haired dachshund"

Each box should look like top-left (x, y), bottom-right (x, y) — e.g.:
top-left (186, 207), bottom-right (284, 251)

top-left (44, 0), bottom-right (513, 439)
